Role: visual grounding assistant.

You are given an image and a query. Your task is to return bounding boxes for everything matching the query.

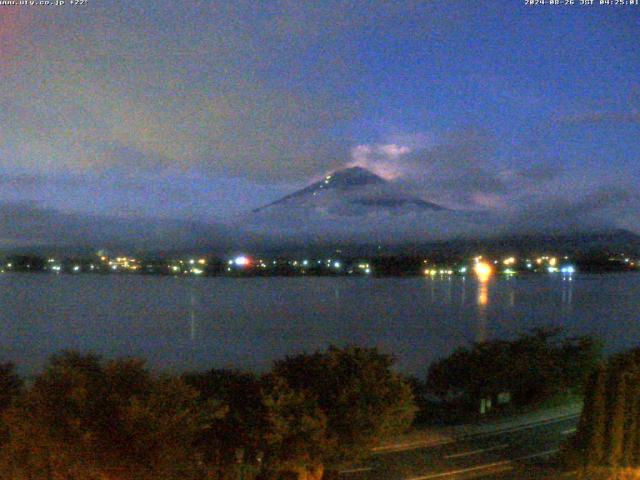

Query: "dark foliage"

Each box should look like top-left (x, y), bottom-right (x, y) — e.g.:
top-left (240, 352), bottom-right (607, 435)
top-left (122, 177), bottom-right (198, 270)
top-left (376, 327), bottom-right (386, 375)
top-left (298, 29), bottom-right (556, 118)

top-left (183, 369), bottom-right (266, 470)
top-left (0, 363), bottom-right (21, 413)
top-left (426, 328), bottom-right (601, 409)
top-left (272, 346), bottom-right (417, 465)
top-left (568, 348), bottom-right (640, 476)
top-left (0, 347), bottom-right (416, 480)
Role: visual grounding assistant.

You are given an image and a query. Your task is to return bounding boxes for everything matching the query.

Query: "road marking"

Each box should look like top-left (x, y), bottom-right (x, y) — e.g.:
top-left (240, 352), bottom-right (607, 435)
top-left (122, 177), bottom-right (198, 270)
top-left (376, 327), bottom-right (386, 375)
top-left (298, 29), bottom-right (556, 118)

top-left (444, 443), bottom-right (508, 459)
top-left (374, 413), bottom-right (579, 454)
top-left (405, 448), bottom-right (559, 480)
top-left (468, 414), bottom-right (579, 438)
top-left (562, 428), bottom-right (577, 435)
top-left (339, 467), bottom-right (373, 474)
top-left (560, 471), bottom-right (578, 478)
top-left (372, 438), bottom-right (455, 453)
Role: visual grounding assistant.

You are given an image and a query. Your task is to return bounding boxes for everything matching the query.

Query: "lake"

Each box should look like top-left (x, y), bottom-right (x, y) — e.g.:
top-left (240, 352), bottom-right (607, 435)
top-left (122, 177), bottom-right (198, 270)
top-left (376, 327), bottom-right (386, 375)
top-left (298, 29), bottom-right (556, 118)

top-left (1, 273), bottom-right (638, 377)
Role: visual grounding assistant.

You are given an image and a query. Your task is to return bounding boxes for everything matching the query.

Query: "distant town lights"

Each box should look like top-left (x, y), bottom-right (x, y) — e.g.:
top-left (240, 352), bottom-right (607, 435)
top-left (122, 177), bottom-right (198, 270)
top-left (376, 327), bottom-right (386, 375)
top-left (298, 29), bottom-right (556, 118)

top-left (234, 256), bottom-right (250, 267)
top-left (474, 262), bottom-right (493, 282)
top-left (503, 257), bottom-right (516, 266)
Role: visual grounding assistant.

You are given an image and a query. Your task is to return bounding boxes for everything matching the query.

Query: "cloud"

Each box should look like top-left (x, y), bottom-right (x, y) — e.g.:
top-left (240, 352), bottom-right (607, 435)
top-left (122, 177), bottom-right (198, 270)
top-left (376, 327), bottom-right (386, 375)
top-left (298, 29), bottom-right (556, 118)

top-left (344, 130), bottom-right (568, 211)
top-left (553, 89), bottom-right (640, 126)
top-left (1, 177), bottom-right (637, 250)
top-left (554, 111), bottom-right (640, 125)
top-left (0, 174), bottom-right (45, 189)
top-left (0, 9), bottom-right (33, 67)
top-left (0, 3), bottom-right (365, 182)
top-left (0, 1), bottom-right (493, 183)
top-left (0, 201), bottom-right (241, 250)
top-left (350, 131), bottom-right (509, 208)
top-left (348, 144), bottom-right (411, 180)
top-left (505, 186), bottom-right (640, 235)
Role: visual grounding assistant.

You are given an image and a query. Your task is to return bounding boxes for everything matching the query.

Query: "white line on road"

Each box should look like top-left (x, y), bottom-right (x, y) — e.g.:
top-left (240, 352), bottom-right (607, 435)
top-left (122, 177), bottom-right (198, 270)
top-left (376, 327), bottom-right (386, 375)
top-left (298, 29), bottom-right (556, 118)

top-left (339, 467), bottom-right (373, 474)
top-left (374, 413), bottom-right (578, 454)
top-left (444, 444), bottom-right (508, 459)
top-left (405, 448), bottom-right (559, 480)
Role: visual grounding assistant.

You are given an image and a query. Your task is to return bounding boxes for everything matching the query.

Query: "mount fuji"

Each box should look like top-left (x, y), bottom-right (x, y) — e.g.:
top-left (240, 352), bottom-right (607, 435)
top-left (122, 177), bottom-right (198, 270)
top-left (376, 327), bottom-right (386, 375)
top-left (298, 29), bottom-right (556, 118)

top-left (236, 166), bottom-right (498, 244)
top-left (253, 166), bottom-right (444, 216)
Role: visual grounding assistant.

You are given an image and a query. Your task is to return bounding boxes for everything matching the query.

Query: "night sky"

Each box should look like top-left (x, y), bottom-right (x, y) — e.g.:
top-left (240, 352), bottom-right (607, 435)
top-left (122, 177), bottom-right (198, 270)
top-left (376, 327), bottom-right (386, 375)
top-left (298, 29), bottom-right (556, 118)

top-left (1, 1), bottom-right (639, 246)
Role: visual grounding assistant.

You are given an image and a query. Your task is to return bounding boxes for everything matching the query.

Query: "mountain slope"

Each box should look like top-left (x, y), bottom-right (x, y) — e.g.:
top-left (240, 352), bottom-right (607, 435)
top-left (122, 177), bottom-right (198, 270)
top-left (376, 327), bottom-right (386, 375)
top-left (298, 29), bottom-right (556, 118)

top-left (253, 166), bottom-right (444, 215)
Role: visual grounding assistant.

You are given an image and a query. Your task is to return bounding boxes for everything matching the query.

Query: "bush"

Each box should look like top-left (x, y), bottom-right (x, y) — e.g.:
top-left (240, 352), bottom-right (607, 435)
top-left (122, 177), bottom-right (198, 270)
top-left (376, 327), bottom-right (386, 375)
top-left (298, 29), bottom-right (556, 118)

top-left (0, 352), bottom-right (222, 480)
top-left (0, 347), bottom-right (417, 480)
top-left (272, 346), bottom-right (417, 466)
top-left (426, 328), bottom-right (601, 410)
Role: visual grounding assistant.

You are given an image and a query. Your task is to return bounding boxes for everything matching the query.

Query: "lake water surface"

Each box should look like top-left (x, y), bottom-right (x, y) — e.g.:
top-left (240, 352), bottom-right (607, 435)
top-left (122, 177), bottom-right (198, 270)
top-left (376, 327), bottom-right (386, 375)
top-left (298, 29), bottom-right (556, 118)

top-left (1, 273), bottom-right (638, 377)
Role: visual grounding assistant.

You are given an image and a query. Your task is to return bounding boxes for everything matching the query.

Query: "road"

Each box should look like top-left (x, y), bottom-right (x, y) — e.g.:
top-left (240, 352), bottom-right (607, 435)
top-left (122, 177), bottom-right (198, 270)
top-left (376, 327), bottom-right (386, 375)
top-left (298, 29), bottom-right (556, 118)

top-left (339, 413), bottom-right (580, 480)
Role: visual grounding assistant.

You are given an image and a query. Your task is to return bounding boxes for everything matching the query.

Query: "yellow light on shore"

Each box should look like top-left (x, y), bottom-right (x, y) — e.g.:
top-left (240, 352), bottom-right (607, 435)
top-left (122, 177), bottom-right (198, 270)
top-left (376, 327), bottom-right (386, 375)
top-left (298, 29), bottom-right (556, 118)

top-left (474, 261), bottom-right (493, 282)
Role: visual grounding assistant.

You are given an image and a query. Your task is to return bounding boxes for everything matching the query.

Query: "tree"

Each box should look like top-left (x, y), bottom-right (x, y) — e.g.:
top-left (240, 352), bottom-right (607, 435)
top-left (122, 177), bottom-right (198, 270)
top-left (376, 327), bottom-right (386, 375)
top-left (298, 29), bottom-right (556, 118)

top-left (260, 377), bottom-right (327, 480)
top-left (272, 346), bottom-right (417, 468)
top-left (0, 362), bottom-right (22, 448)
top-left (427, 328), bottom-right (601, 410)
top-left (607, 374), bottom-right (627, 467)
top-left (0, 351), bottom-right (221, 480)
top-left (0, 362), bottom-right (21, 413)
top-left (184, 369), bottom-right (265, 477)
top-left (583, 367), bottom-right (608, 465)
top-left (567, 348), bottom-right (640, 477)
top-left (622, 378), bottom-right (639, 467)
top-left (576, 365), bottom-right (608, 467)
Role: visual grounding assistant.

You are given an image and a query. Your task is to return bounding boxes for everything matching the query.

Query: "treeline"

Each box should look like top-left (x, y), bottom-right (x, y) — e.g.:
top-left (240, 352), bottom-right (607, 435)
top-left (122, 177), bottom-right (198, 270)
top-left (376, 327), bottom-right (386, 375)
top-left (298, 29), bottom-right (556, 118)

top-left (0, 330), bottom-right (603, 479)
top-left (564, 348), bottom-right (640, 479)
top-left (0, 347), bottom-right (415, 480)
top-left (422, 328), bottom-right (601, 420)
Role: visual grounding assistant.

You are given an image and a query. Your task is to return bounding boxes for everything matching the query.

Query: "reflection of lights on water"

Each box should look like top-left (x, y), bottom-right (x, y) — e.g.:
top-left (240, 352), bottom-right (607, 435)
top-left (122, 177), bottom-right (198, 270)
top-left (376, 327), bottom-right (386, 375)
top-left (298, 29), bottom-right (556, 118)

top-left (473, 260), bottom-right (492, 330)
top-left (474, 261), bottom-right (492, 342)
top-left (190, 292), bottom-right (197, 342)
top-left (476, 262), bottom-right (491, 305)
top-left (478, 283), bottom-right (488, 306)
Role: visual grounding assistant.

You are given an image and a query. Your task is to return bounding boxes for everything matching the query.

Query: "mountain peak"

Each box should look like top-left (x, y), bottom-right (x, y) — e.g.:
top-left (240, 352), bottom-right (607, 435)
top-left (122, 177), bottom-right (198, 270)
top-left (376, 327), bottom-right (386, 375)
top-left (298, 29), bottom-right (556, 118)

top-left (318, 166), bottom-right (386, 189)
top-left (253, 166), bottom-right (444, 214)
